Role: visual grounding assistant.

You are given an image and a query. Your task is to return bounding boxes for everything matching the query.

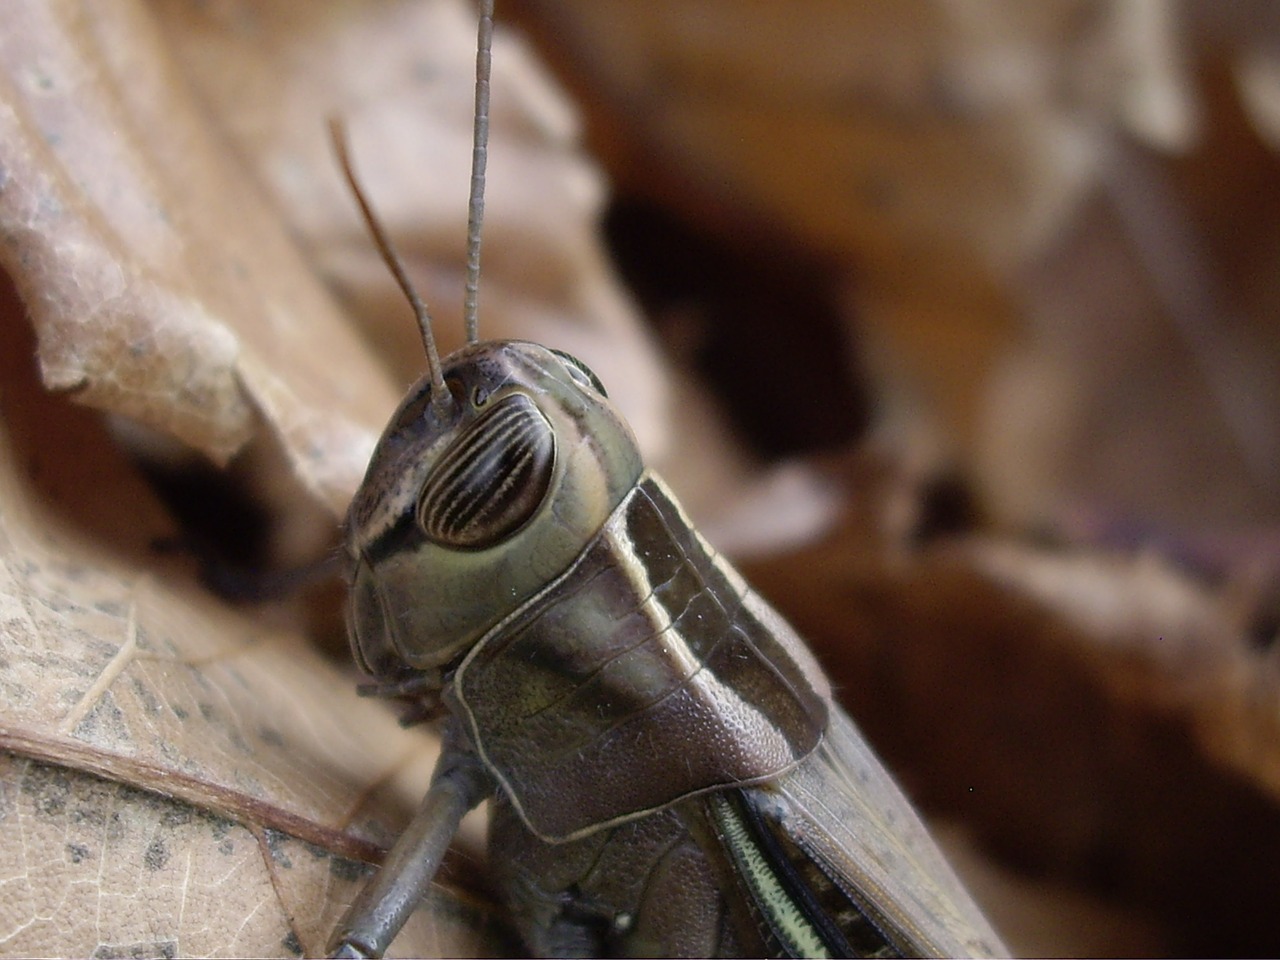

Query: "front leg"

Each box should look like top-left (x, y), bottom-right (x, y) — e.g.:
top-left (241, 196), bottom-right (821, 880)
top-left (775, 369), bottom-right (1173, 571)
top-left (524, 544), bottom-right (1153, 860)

top-left (329, 723), bottom-right (493, 958)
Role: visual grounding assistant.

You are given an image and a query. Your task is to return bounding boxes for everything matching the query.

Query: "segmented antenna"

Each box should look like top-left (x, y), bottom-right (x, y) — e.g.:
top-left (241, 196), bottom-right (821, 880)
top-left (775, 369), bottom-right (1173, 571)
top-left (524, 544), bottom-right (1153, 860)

top-left (329, 117), bottom-right (452, 418)
top-left (463, 0), bottom-right (494, 344)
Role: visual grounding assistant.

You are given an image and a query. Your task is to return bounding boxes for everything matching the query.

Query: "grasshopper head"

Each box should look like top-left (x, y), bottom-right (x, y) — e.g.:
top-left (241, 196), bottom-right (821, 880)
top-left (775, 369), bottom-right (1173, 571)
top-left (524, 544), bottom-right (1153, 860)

top-left (344, 340), bottom-right (644, 694)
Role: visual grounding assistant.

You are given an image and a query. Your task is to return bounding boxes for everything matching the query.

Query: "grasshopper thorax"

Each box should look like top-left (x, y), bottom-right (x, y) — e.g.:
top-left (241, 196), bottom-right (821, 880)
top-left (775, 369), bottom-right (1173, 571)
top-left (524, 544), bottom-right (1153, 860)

top-left (345, 340), bottom-right (643, 686)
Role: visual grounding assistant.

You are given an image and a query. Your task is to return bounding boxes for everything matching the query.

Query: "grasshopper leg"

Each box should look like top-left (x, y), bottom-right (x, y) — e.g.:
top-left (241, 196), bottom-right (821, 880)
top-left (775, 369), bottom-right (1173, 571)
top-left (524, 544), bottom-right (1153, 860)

top-left (328, 728), bottom-right (493, 958)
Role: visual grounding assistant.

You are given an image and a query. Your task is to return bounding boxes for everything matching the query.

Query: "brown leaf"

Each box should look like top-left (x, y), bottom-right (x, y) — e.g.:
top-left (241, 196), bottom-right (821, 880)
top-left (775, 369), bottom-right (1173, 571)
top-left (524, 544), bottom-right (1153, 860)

top-left (0, 0), bottom-right (406, 518)
top-left (0, 290), bottom-right (501, 956)
top-left (0, 0), bottom-right (651, 953)
top-left (741, 508), bottom-right (1280, 956)
top-left (511, 1), bottom-right (1280, 546)
top-left (148, 0), bottom-right (673, 473)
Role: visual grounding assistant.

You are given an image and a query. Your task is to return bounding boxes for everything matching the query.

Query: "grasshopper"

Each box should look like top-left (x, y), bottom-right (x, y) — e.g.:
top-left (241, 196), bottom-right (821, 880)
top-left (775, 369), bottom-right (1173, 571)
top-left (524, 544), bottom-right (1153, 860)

top-left (328, 2), bottom-right (1007, 956)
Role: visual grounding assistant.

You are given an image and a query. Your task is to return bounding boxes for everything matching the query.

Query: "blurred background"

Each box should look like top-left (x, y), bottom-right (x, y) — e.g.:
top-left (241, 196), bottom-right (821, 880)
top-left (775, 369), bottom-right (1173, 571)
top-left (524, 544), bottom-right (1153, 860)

top-left (506, 0), bottom-right (1280, 540)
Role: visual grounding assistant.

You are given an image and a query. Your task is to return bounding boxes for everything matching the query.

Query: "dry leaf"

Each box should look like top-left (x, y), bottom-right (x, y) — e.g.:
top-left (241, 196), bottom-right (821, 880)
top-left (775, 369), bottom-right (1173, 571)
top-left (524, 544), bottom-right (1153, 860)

top-left (513, 0), bottom-right (1194, 271)
top-left (506, 0), bottom-right (1201, 463)
top-left (740, 499), bottom-right (1280, 956)
top-left (0, 293), bottom-right (502, 956)
top-left (510, 1), bottom-right (1280, 542)
top-left (148, 0), bottom-right (672, 469)
top-left (0, 0), bottom-right (655, 954)
top-left (0, 0), bottom-right (404, 518)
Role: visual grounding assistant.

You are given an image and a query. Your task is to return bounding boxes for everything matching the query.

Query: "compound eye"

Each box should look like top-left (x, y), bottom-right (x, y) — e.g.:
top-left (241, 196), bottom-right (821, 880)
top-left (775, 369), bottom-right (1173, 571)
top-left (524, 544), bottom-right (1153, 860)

top-left (550, 348), bottom-right (608, 397)
top-left (417, 394), bottom-right (556, 549)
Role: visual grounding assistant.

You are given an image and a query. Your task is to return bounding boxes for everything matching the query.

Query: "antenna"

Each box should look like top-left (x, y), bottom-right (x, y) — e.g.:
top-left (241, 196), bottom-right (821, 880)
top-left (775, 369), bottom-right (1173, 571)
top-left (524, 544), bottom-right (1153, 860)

top-left (329, 117), bottom-right (452, 418)
top-left (463, 0), bottom-right (494, 344)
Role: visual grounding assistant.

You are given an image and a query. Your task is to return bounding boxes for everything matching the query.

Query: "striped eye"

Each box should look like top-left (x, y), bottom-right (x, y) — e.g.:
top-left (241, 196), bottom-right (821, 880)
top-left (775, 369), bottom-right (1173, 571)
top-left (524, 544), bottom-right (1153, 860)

top-left (417, 394), bottom-right (556, 549)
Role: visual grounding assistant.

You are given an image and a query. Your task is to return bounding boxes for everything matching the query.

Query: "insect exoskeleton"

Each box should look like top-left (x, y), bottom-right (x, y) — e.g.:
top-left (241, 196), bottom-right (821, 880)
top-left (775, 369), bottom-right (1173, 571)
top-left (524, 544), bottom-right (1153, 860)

top-left (326, 0), bottom-right (1008, 954)
top-left (345, 340), bottom-right (642, 690)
